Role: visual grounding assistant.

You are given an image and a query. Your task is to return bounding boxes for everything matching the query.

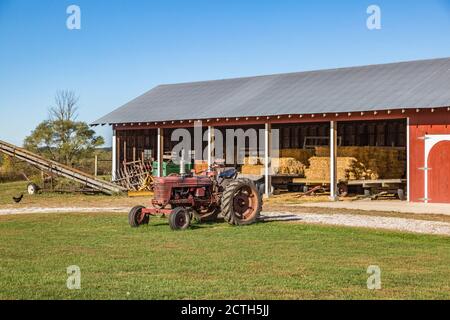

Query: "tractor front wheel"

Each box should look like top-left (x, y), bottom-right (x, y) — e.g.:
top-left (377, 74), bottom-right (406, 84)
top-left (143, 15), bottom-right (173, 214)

top-left (128, 205), bottom-right (149, 228)
top-left (221, 178), bottom-right (262, 226)
top-left (169, 207), bottom-right (191, 231)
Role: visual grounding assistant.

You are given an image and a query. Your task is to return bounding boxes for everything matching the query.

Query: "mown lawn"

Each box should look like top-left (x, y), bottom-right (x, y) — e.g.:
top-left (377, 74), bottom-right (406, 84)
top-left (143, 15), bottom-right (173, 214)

top-left (0, 181), bottom-right (138, 208)
top-left (0, 212), bottom-right (449, 300)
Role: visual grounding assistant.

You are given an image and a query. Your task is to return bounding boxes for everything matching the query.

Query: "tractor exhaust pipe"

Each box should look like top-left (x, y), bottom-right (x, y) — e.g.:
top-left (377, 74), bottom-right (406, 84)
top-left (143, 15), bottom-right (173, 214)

top-left (180, 149), bottom-right (186, 176)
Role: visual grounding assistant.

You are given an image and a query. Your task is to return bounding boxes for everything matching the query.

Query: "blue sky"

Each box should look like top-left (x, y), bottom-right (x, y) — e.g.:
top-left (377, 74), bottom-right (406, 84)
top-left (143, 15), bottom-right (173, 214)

top-left (1, 0), bottom-right (450, 146)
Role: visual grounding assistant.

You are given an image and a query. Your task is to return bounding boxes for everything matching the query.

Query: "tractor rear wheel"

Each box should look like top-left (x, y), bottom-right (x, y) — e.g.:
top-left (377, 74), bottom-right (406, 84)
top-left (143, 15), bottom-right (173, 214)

top-left (128, 205), bottom-right (149, 228)
top-left (169, 207), bottom-right (191, 231)
top-left (221, 178), bottom-right (262, 226)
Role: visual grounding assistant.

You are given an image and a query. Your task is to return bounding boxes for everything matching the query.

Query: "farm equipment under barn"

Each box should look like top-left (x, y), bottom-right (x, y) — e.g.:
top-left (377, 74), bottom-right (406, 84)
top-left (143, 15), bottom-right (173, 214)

top-left (128, 165), bottom-right (263, 230)
top-left (113, 159), bottom-right (154, 192)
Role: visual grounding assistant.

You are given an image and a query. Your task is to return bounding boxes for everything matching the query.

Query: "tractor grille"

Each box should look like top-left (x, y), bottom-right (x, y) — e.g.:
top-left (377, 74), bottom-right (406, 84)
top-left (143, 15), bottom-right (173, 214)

top-left (154, 183), bottom-right (171, 201)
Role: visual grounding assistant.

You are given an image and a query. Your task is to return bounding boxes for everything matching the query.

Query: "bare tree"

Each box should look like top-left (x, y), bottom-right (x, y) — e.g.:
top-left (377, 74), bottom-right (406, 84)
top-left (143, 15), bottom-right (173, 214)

top-left (24, 90), bottom-right (104, 166)
top-left (49, 90), bottom-right (79, 121)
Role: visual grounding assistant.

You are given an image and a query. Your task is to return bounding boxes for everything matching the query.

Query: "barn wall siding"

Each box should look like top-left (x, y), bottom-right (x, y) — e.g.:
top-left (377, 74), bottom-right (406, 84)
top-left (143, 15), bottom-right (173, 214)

top-left (409, 109), bottom-right (450, 203)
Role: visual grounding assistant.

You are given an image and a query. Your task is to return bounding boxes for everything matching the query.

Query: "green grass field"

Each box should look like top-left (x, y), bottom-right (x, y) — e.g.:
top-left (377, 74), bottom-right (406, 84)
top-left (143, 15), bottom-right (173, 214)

top-left (0, 181), bottom-right (135, 207)
top-left (0, 212), bottom-right (449, 300)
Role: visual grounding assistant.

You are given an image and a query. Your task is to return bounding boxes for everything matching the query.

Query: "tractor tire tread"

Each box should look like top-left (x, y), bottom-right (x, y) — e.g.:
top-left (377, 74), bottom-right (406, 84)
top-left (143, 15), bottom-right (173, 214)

top-left (128, 205), bottom-right (148, 228)
top-left (220, 178), bottom-right (262, 226)
top-left (169, 207), bottom-right (191, 231)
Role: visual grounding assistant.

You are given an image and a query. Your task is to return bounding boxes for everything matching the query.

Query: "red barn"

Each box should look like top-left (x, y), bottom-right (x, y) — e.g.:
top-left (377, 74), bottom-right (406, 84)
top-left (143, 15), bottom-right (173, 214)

top-left (93, 57), bottom-right (450, 203)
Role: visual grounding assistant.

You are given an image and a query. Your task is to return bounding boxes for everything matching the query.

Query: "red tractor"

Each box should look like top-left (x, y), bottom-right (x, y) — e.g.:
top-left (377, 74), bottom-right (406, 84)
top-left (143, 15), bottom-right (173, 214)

top-left (128, 166), bottom-right (263, 230)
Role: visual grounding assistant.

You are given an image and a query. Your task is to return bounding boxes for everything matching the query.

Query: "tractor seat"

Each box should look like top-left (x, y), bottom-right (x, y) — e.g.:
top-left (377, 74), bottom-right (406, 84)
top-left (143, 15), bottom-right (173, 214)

top-left (219, 168), bottom-right (237, 179)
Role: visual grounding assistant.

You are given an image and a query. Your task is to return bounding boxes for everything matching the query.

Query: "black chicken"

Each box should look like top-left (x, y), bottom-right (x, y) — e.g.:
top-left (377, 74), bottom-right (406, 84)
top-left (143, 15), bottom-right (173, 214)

top-left (13, 194), bottom-right (24, 203)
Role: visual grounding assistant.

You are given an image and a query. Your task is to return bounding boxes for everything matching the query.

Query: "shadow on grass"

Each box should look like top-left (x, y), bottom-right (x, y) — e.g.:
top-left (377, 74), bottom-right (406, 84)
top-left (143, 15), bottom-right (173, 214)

top-left (135, 215), bottom-right (282, 232)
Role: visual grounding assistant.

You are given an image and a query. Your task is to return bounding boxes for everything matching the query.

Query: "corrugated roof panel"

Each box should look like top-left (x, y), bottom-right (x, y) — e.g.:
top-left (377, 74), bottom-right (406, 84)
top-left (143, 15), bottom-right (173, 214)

top-left (92, 57), bottom-right (450, 125)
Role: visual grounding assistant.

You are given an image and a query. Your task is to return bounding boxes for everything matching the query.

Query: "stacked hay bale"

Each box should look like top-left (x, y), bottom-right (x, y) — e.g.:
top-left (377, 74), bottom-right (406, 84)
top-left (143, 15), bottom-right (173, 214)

top-left (241, 146), bottom-right (406, 180)
top-left (313, 146), bottom-right (406, 179)
top-left (241, 156), bottom-right (264, 175)
top-left (279, 149), bottom-right (314, 166)
top-left (241, 164), bottom-right (264, 175)
top-left (305, 157), bottom-right (363, 181)
top-left (243, 156), bottom-right (260, 165)
top-left (271, 158), bottom-right (306, 175)
top-left (242, 156), bottom-right (305, 176)
top-left (314, 147), bottom-right (331, 157)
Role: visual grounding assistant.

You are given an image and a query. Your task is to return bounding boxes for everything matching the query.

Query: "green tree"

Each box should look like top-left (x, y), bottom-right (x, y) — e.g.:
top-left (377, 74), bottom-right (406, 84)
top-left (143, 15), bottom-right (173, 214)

top-left (24, 90), bottom-right (104, 166)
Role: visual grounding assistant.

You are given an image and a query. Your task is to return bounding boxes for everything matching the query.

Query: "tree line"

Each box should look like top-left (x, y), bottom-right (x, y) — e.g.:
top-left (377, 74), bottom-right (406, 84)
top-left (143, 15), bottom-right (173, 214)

top-left (1, 90), bottom-right (106, 182)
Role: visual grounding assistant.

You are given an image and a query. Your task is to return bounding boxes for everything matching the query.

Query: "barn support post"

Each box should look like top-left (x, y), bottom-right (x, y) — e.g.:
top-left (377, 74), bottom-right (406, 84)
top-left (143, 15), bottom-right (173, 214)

top-left (157, 128), bottom-right (164, 177)
top-left (111, 129), bottom-right (117, 181)
top-left (123, 140), bottom-right (127, 163)
top-left (330, 120), bottom-right (338, 201)
top-left (94, 154), bottom-right (98, 177)
top-left (207, 126), bottom-right (214, 169)
top-left (264, 123), bottom-right (272, 198)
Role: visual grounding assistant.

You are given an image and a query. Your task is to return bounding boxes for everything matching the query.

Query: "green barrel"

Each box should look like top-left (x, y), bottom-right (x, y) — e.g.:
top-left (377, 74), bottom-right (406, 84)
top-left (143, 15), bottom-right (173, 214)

top-left (152, 161), bottom-right (193, 176)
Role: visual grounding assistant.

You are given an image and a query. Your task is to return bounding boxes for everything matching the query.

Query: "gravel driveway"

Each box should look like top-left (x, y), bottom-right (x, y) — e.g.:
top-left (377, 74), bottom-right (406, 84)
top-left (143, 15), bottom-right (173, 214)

top-left (1, 207), bottom-right (449, 236)
top-left (261, 212), bottom-right (450, 236)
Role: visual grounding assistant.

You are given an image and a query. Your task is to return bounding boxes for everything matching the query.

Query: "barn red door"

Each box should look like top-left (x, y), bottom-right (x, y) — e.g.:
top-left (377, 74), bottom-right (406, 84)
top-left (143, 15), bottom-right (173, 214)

top-left (428, 141), bottom-right (450, 203)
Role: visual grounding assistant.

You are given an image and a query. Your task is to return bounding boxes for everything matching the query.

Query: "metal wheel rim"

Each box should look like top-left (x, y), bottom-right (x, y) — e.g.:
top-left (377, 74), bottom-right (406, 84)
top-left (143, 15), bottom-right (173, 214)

top-left (232, 186), bottom-right (257, 220)
top-left (27, 185), bottom-right (35, 194)
top-left (175, 211), bottom-right (188, 228)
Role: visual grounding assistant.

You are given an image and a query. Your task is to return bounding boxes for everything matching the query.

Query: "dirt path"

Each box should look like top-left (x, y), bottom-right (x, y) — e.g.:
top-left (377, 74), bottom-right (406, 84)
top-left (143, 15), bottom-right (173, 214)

top-left (1, 206), bottom-right (449, 236)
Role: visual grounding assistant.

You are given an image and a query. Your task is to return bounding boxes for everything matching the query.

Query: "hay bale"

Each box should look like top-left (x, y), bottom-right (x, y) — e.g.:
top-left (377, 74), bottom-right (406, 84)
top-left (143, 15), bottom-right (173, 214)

top-left (272, 157), bottom-right (305, 175)
top-left (312, 146), bottom-right (406, 179)
top-left (279, 149), bottom-right (314, 165)
top-left (305, 157), bottom-right (360, 181)
top-left (241, 165), bottom-right (264, 175)
top-left (314, 147), bottom-right (330, 157)
top-left (243, 157), bottom-right (306, 176)
top-left (243, 146), bottom-right (407, 180)
top-left (243, 156), bottom-right (261, 165)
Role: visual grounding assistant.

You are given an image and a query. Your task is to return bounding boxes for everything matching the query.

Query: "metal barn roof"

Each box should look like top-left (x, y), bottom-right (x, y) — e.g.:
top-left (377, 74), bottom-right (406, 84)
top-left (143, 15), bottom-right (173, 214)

top-left (93, 57), bottom-right (450, 125)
